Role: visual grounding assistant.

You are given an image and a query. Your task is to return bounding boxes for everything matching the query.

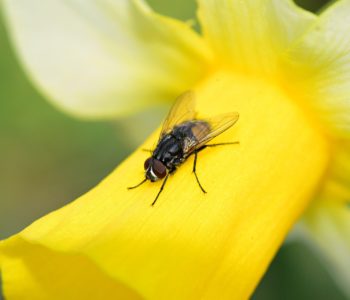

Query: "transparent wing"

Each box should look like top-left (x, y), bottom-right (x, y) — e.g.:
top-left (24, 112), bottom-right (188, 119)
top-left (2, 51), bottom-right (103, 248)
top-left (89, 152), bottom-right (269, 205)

top-left (159, 90), bottom-right (196, 140)
top-left (192, 112), bottom-right (239, 150)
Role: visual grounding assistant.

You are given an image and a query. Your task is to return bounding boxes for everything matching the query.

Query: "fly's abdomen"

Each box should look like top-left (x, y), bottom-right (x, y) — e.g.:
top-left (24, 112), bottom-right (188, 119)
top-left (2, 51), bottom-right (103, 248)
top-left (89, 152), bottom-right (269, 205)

top-left (175, 120), bottom-right (211, 154)
top-left (190, 121), bottom-right (211, 141)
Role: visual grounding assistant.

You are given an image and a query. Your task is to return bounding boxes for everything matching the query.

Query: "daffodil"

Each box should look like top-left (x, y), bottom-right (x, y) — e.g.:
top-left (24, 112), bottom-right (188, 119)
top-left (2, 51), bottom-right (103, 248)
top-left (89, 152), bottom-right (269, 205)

top-left (1, 0), bottom-right (350, 299)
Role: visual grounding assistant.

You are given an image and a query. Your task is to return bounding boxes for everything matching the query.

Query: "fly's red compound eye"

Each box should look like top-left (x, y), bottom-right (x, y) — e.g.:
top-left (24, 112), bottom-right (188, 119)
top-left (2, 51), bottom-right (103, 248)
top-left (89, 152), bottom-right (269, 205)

top-left (144, 157), bottom-right (152, 170)
top-left (152, 159), bottom-right (167, 179)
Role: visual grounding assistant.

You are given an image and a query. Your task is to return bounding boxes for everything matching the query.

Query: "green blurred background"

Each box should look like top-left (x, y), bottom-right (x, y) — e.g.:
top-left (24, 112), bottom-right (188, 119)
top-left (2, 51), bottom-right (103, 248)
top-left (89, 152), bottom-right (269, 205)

top-left (0, 0), bottom-right (347, 299)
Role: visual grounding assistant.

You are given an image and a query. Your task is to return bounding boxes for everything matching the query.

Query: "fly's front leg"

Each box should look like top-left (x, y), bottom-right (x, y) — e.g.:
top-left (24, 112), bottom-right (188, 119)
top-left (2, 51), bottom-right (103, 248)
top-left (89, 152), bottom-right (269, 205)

top-left (193, 150), bottom-right (207, 194)
top-left (151, 173), bottom-right (170, 206)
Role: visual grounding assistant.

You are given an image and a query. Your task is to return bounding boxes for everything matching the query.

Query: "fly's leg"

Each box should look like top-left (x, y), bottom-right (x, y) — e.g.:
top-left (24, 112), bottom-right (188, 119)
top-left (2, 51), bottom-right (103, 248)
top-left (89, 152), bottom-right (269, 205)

top-left (205, 141), bottom-right (239, 148)
top-left (191, 141), bottom-right (239, 193)
top-left (141, 149), bottom-right (153, 153)
top-left (193, 150), bottom-right (207, 194)
top-left (127, 178), bottom-right (147, 190)
top-left (195, 141), bottom-right (239, 152)
top-left (151, 173), bottom-right (170, 206)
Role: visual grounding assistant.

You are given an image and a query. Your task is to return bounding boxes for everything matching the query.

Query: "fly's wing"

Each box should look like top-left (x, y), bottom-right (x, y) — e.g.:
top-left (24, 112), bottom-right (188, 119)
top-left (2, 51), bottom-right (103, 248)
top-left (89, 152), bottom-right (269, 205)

top-left (192, 112), bottom-right (239, 150)
top-left (159, 90), bottom-right (196, 141)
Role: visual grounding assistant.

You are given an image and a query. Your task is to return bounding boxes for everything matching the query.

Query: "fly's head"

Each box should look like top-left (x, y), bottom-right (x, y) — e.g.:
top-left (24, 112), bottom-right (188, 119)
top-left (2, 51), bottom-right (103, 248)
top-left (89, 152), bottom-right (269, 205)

top-left (144, 157), bottom-right (167, 182)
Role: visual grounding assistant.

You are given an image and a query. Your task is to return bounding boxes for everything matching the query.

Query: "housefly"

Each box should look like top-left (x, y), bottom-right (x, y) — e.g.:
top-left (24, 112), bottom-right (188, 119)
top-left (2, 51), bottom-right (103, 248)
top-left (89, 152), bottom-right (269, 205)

top-left (128, 90), bottom-right (239, 206)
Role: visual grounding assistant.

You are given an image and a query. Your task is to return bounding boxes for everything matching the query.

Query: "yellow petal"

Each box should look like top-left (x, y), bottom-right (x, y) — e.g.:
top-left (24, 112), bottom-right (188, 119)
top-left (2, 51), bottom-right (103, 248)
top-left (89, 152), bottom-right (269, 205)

top-left (318, 142), bottom-right (350, 204)
top-left (0, 71), bottom-right (330, 299)
top-left (0, 237), bottom-right (142, 300)
top-left (197, 0), bottom-right (315, 74)
top-left (1, 0), bottom-right (212, 118)
top-left (301, 199), bottom-right (350, 297)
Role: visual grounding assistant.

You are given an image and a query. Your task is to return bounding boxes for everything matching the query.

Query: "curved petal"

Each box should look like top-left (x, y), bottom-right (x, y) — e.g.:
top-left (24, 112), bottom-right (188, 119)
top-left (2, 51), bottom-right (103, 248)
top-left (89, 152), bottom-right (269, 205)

top-left (1, 0), bottom-right (212, 118)
top-left (0, 71), bottom-right (330, 299)
top-left (0, 237), bottom-right (142, 299)
top-left (285, 0), bottom-right (350, 138)
top-left (197, 0), bottom-right (316, 74)
top-left (301, 200), bottom-right (350, 297)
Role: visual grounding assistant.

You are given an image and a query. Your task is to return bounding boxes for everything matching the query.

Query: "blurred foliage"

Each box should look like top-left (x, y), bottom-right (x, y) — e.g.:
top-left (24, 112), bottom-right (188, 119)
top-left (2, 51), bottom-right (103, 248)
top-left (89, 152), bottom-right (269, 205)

top-left (294, 0), bottom-right (332, 11)
top-left (0, 0), bottom-right (346, 299)
top-left (254, 244), bottom-right (346, 300)
top-left (148, 0), bottom-right (197, 20)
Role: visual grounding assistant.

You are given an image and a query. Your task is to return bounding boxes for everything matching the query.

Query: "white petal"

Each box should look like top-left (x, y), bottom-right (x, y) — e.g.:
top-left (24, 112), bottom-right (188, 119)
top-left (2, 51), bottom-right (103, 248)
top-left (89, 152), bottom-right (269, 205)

top-left (2, 0), bottom-right (212, 118)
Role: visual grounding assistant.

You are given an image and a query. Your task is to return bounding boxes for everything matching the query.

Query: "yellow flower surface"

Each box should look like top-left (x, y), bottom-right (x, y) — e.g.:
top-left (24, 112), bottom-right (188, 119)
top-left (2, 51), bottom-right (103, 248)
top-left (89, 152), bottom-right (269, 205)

top-left (1, 0), bottom-right (350, 299)
top-left (0, 70), bottom-right (330, 299)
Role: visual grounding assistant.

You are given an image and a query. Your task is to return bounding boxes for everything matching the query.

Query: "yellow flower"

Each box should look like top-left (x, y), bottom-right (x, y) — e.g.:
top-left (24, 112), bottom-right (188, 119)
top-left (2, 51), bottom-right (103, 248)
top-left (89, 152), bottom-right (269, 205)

top-left (1, 0), bottom-right (350, 299)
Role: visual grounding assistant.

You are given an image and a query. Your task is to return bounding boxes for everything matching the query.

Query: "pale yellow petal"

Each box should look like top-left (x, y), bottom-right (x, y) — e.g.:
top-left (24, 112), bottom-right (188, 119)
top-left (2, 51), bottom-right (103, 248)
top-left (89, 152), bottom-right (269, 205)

top-left (281, 3), bottom-right (350, 251)
top-left (197, 0), bottom-right (315, 74)
top-left (1, 0), bottom-right (212, 118)
top-left (302, 200), bottom-right (350, 297)
top-left (285, 0), bottom-right (350, 138)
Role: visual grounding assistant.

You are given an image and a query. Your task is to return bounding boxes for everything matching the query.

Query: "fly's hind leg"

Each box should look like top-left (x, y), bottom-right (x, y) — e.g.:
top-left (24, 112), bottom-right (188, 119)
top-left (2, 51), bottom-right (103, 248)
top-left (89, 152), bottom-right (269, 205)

top-left (193, 150), bottom-right (207, 194)
top-left (191, 141), bottom-right (239, 194)
top-left (205, 141), bottom-right (239, 148)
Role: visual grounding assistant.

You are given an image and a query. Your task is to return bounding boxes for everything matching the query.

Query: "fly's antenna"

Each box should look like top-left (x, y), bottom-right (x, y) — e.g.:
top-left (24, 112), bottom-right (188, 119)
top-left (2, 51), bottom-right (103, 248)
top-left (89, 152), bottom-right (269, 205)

top-left (127, 178), bottom-right (147, 190)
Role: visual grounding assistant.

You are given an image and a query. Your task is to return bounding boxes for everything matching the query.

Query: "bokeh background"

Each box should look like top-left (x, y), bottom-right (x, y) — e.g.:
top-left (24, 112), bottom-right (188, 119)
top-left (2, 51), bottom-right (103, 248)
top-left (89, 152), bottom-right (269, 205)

top-left (0, 0), bottom-right (347, 299)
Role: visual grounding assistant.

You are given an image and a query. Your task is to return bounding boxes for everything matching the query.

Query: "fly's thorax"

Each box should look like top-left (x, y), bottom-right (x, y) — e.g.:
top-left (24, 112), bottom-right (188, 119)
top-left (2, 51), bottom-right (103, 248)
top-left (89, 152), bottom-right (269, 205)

top-left (153, 133), bottom-right (184, 169)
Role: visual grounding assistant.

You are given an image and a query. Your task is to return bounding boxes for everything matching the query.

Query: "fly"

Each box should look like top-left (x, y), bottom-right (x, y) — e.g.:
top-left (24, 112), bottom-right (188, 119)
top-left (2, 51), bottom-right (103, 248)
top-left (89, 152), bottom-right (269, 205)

top-left (128, 90), bottom-right (239, 206)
